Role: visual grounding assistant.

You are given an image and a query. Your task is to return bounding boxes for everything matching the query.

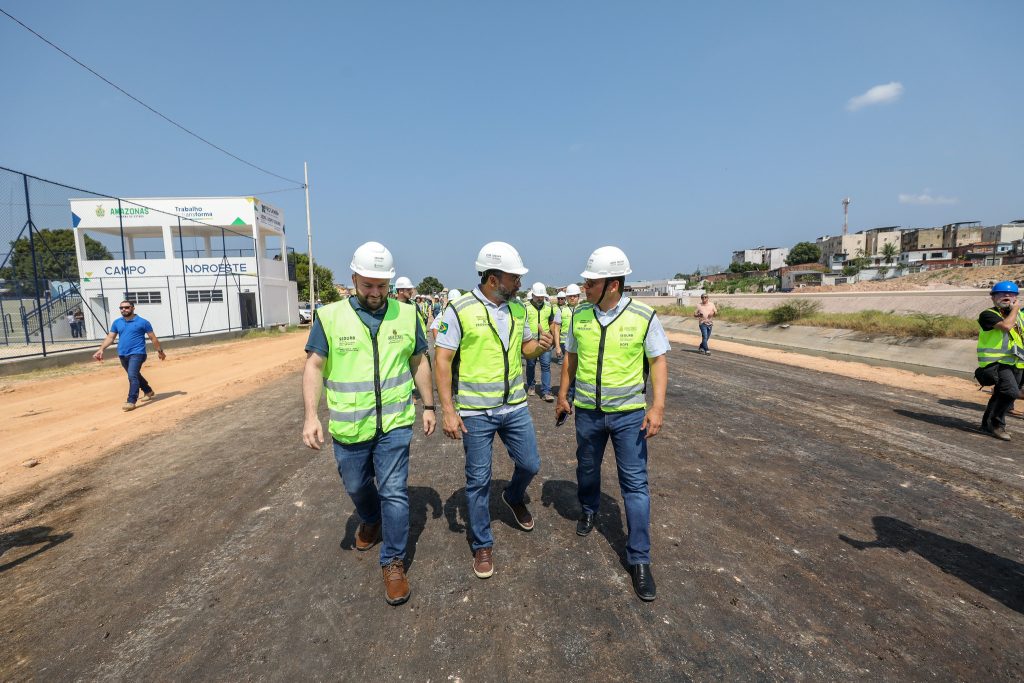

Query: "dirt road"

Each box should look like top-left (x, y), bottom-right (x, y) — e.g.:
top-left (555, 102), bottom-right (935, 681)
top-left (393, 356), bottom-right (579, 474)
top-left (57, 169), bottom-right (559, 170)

top-left (0, 331), bottom-right (306, 502)
top-left (2, 339), bottom-right (1021, 680)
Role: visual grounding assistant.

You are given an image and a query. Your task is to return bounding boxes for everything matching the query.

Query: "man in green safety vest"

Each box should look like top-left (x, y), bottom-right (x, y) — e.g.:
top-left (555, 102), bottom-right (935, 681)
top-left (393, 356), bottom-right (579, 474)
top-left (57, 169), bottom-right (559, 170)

top-left (524, 281), bottom-right (561, 402)
top-left (302, 241), bottom-right (435, 606)
top-left (556, 246), bottom-right (670, 602)
top-left (434, 241), bottom-right (553, 580)
top-left (554, 290), bottom-right (570, 353)
top-left (976, 280), bottom-right (1024, 440)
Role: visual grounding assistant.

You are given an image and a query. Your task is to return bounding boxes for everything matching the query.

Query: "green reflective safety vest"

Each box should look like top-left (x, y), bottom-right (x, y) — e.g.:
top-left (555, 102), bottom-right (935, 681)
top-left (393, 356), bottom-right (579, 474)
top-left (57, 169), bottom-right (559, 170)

top-left (450, 293), bottom-right (528, 411)
top-left (977, 307), bottom-right (1024, 369)
top-left (526, 302), bottom-right (554, 338)
top-left (401, 300), bottom-right (427, 337)
top-left (319, 299), bottom-right (417, 444)
top-left (558, 305), bottom-right (574, 344)
top-left (572, 299), bottom-right (656, 412)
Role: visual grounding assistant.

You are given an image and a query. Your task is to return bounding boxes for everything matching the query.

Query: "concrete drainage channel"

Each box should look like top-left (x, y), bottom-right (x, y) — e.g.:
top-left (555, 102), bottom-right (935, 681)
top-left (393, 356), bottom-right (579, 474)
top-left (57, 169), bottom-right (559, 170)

top-left (659, 315), bottom-right (976, 380)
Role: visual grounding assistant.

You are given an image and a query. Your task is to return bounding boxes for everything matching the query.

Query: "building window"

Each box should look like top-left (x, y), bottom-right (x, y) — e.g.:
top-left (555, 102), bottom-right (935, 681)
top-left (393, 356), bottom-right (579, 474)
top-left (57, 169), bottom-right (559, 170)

top-left (186, 289), bottom-right (224, 303)
top-left (124, 291), bottom-right (162, 304)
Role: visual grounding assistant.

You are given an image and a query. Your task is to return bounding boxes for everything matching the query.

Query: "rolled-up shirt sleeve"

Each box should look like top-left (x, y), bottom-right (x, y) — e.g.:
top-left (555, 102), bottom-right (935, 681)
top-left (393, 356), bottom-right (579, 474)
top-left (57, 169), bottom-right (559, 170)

top-left (304, 318), bottom-right (329, 357)
top-left (644, 314), bottom-right (671, 358)
top-left (433, 307), bottom-right (463, 350)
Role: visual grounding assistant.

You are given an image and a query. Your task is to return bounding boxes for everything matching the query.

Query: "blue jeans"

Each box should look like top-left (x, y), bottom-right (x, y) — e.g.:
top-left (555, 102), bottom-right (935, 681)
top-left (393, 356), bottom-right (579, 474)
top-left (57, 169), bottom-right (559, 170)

top-left (525, 350), bottom-right (552, 395)
top-left (462, 407), bottom-right (541, 551)
top-left (333, 426), bottom-right (412, 565)
top-left (699, 323), bottom-right (712, 352)
top-left (118, 354), bottom-right (152, 404)
top-left (575, 408), bottom-right (651, 565)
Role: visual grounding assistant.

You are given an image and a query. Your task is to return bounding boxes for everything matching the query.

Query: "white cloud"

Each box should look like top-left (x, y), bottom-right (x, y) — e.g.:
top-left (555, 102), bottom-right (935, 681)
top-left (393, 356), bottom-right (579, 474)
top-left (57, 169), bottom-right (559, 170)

top-left (898, 190), bottom-right (958, 205)
top-left (846, 81), bottom-right (904, 111)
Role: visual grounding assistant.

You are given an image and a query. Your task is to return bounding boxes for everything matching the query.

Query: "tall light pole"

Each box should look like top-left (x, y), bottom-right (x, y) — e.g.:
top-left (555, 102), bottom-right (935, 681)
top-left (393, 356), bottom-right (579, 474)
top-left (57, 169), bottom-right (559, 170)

top-left (304, 162), bottom-right (315, 306)
top-left (842, 197), bottom-right (851, 236)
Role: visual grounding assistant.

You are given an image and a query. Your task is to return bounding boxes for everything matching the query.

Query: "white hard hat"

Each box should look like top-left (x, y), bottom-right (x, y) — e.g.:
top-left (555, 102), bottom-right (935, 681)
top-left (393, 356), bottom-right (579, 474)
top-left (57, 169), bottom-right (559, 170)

top-left (447, 289), bottom-right (462, 299)
top-left (475, 241), bottom-right (529, 276)
top-left (394, 276), bottom-right (414, 289)
top-left (565, 283), bottom-right (582, 296)
top-left (580, 246), bottom-right (632, 279)
top-left (351, 241), bottom-right (396, 279)
top-left (556, 290), bottom-right (566, 298)
top-left (530, 282), bottom-right (547, 298)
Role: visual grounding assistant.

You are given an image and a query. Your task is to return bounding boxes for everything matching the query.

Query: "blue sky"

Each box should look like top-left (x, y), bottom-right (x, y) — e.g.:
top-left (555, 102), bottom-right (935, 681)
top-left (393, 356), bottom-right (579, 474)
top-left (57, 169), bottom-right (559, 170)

top-left (2, 1), bottom-right (1022, 287)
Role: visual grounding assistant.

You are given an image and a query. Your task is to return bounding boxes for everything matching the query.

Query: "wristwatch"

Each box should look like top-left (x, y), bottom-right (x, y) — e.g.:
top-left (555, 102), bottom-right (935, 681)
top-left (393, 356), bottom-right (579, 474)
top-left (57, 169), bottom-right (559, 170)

top-left (422, 405), bottom-right (436, 411)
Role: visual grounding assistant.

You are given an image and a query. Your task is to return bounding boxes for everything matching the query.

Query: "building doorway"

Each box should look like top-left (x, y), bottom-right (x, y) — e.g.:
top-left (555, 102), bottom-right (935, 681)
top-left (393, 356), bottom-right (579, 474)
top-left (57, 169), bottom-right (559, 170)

top-left (238, 292), bottom-right (258, 329)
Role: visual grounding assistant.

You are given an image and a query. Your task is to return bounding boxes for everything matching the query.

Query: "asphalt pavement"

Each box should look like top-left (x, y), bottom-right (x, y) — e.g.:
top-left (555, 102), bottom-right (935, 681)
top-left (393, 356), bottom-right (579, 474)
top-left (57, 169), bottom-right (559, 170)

top-left (2, 347), bottom-right (1022, 681)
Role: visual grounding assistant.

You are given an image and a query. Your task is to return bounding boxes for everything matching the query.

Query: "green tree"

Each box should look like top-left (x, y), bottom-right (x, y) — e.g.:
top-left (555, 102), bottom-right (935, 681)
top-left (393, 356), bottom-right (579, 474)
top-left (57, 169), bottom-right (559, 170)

top-left (417, 276), bottom-right (444, 294)
top-left (786, 242), bottom-right (821, 266)
top-left (289, 252), bottom-right (339, 303)
top-left (674, 272), bottom-right (686, 279)
top-left (0, 229), bottom-right (112, 291)
top-left (724, 260), bottom-right (765, 274)
top-left (881, 241), bottom-right (899, 264)
top-left (851, 247), bottom-right (871, 273)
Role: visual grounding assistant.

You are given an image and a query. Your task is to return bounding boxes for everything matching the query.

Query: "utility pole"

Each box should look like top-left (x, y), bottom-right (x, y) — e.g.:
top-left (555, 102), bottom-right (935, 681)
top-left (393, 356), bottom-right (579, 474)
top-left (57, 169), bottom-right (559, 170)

top-left (304, 162), bottom-right (315, 306)
top-left (842, 197), bottom-right (851, 236)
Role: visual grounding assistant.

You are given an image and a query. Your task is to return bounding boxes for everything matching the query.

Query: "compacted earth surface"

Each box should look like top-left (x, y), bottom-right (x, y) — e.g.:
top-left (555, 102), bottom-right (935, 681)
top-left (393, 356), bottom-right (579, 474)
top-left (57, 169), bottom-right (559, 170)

top-left (2, 336), bottom-right (1021, 681)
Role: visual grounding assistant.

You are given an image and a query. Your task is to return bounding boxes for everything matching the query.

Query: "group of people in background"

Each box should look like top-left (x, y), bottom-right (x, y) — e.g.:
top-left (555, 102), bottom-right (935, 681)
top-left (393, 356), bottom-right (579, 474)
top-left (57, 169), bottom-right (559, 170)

top-left (65, 308), bottom-right (85, 338)
top-left (301, 240), bottom-right (669, 607)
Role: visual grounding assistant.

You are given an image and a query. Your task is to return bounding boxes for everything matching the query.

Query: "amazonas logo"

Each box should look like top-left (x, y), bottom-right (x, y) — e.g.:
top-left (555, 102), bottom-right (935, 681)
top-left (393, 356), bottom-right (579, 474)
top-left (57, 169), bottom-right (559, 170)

top-left (95, 205), bottom-right (105, 217)
top-left (110, 207), bottom-right (150, 217)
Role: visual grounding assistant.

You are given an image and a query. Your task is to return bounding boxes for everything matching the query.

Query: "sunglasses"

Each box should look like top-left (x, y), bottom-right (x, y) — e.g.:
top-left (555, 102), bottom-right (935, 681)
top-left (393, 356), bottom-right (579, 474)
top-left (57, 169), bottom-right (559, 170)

top-left (119, 305), bottom-right (134, 310)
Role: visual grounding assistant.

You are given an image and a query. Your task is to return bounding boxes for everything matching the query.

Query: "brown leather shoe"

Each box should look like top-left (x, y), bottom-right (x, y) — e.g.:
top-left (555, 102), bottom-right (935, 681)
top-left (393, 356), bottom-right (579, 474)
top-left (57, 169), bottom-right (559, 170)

top-left (501, 489), bottom-right (534, 531)
top-left (382, 559), bottom-right (410, 606)
top-left (473, 547), bottom-right (494, 579)
top-left (355, 521), bottom-right (382, 551)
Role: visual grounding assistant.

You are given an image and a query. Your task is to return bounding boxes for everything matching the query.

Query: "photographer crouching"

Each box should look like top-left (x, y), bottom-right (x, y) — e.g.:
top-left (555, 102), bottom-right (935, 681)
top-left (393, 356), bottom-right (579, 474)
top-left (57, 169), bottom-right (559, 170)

top-left (976, 281), bottom-right (1024, 440)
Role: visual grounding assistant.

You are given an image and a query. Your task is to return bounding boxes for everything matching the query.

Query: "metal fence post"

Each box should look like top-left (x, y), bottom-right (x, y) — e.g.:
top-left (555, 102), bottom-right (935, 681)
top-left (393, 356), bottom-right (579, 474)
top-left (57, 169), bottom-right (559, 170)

top-left (23, 174), bottom-right (47, 357)
top-left (177, 218), bottom-right (192, 337)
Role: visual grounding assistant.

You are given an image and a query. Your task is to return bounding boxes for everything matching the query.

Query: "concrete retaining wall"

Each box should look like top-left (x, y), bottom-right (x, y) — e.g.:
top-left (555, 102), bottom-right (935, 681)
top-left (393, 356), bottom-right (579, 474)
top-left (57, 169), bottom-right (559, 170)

top-left (660, 315), bottom-right (975, 378)
top-left (635, 290), bottom-right (989, 319)
top-left (0, 328), bottom-right (283, 378)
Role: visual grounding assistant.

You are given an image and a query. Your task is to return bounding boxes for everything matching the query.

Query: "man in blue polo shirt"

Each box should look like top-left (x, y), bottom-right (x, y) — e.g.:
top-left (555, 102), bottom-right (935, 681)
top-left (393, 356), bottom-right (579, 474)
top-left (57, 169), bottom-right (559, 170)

top-left (93, 300), bottom-right (166, 411)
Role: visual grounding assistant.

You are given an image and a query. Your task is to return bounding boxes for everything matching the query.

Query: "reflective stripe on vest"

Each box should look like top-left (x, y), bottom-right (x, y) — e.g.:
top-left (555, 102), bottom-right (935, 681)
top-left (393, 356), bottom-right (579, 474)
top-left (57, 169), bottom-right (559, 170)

top-left (572, 299), bottom-right (655, 413)
top-left (319, 299), bottom-right (417, 444)
top-left (977, 307), bottom-right (1024, 368)
top-left (450, 292), bottom-right (528, 411)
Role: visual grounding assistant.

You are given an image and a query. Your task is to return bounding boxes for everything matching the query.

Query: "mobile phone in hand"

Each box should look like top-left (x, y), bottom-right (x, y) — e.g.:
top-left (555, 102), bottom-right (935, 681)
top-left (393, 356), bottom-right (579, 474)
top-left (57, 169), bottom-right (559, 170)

top-left (556, 411), bottom-right (568, 427)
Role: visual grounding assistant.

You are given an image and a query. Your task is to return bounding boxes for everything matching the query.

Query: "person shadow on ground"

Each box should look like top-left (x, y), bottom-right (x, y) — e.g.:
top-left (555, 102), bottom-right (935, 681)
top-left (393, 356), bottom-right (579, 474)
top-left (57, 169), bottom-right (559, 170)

top-left (892, 408), bottom-right (982, 434)
top-left (840, 516), bottom-right (1024, 614)
top-left (540, 479), bottom-right (630, 571)
top-left (0, 526), bottom-right (73, 573)
top-left (444, 479), bottom-right (540, 551)
top-left (337, 485), bottom-right (441, 572)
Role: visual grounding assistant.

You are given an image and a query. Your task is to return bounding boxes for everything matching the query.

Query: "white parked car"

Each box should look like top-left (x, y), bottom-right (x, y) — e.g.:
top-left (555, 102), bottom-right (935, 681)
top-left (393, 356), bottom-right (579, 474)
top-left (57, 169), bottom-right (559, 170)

top-left (298, 302), bottom-right (313, 324)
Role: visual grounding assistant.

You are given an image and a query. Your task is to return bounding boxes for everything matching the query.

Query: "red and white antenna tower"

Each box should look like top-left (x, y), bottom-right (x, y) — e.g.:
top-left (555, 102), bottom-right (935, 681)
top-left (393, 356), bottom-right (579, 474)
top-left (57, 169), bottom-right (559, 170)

top-left (842, 197), bottom-right (851, 236)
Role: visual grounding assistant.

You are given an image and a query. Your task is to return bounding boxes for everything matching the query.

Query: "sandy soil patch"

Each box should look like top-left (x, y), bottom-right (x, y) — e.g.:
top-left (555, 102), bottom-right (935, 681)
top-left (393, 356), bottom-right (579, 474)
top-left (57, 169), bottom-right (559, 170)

top-left (0, 332), bottom-right (307, 498)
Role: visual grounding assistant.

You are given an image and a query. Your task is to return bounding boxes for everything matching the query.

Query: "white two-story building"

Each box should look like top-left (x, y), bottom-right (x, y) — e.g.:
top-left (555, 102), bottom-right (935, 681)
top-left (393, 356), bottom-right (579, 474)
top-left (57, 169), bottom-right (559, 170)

top-left (71, 196), bottom-right (299, 339)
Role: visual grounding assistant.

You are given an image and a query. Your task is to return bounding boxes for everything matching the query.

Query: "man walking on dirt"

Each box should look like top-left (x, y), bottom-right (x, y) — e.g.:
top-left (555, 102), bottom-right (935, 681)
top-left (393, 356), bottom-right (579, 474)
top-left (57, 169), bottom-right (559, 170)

top-left (694, 293), bottom-right (718, 355)
top-left (92, 300), bottom-right (165, 411)
top-left (976, 280), bottom-right (1024, 440)
top-left (556, 246), bottom-right (670, 602)
top-left (301, 242), bottom-right (435, 606)
top-left (433, 241), bottom-right (553, 580)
